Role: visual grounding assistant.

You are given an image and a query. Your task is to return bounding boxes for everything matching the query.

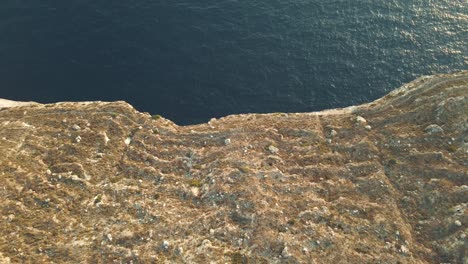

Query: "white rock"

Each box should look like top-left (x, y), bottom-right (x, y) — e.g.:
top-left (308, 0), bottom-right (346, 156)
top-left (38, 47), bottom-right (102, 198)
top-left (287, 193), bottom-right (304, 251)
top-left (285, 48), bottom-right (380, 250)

top-left (356, 116), bottom-right (367, 124)
top-left (124, 137), bottom-right (132, 145)
top-left (454, 220), bottom-right (462, 226)
top-left (201, 239), bottom-right (212, 248)
top-left (71, 175), bottom-right (81, 181)
top-left (119, 229), bottom-right (134, 239)
top-left (72, 124), bottom-right (81, 131)
top-left (102, 132), bottom-right (110, 145)
top-left (176, 247), bottom-right (184, 255)
top-left (75, 136), bottom-right (82, 143)
top-left (365, 125), bottom-right (372, 130)
top-left (268, 145), bottom-right (279, 154)
top-left (7, 214), bottom-right (14, 221)
top-left (281, 246), bottom-right (291, 258)
top-left (0, 98), bottom-right (35, 109)
top-left (224, 138), bottom-right (231, 145)
top-left (400, 245), bottom-right (409, 254)
top-left (21, 122), bottom-right (34, 128)
top-left (191, 187), bottom-right (200, 197)
top-left (162, 240), bottom-right (170, 250)
top-left (329, 129), bottom-right (337, 137)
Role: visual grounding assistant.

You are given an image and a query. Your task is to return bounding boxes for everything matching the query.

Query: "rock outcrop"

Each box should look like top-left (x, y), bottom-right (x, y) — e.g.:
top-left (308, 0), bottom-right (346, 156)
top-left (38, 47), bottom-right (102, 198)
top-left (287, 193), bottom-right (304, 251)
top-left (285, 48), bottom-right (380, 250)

top-left (0, 71), bottom-right (466, 263)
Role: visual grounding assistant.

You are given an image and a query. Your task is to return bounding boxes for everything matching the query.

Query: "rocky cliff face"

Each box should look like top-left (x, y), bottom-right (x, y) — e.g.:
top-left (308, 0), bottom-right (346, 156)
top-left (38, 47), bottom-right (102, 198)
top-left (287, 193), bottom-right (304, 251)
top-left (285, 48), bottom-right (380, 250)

top-left (0, 72), bottom-right (467, 263)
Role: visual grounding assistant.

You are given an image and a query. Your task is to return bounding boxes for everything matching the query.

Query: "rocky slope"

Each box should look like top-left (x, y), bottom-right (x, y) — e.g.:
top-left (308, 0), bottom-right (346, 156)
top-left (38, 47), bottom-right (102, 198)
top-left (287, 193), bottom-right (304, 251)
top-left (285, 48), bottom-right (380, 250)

top-left (0, 71), bottom-right (467, 263)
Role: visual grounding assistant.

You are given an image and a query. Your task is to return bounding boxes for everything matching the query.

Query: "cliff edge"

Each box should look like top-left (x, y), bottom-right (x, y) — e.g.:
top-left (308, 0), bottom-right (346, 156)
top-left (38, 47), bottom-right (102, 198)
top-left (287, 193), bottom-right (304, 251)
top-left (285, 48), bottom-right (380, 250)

top-left (0, 71), bottom-right (467, 263)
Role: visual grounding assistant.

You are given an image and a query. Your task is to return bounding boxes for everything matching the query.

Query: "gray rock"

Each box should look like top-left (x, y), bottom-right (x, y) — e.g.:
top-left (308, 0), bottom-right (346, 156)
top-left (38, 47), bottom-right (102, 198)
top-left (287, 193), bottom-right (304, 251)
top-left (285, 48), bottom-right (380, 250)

top-left (424, 124), bottom-right (444, 134)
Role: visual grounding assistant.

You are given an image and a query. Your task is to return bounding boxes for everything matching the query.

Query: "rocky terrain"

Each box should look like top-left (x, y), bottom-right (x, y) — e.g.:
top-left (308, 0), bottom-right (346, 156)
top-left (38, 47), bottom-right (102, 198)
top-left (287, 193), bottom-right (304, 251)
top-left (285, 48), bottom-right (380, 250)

top-left (0, 71), bottom-right (467, 263)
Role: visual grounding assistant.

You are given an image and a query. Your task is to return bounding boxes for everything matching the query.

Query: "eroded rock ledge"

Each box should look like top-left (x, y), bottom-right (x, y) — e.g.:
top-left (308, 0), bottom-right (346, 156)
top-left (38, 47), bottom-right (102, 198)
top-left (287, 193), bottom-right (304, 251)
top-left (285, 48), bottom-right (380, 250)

top-left (0, 71), bottom-right (467, 263)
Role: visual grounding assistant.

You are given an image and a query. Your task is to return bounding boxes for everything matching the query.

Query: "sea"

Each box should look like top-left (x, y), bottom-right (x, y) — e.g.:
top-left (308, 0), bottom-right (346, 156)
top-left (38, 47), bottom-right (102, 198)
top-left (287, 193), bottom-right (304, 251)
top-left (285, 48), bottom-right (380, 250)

top-left (0, 0), bottom-right (466, 125)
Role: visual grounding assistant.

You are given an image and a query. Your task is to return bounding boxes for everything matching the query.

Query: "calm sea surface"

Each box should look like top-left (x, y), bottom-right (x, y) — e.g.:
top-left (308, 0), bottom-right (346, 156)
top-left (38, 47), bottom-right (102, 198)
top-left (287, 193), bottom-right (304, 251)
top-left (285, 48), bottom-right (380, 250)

top-left (0, 1), bottom-right (466, 124)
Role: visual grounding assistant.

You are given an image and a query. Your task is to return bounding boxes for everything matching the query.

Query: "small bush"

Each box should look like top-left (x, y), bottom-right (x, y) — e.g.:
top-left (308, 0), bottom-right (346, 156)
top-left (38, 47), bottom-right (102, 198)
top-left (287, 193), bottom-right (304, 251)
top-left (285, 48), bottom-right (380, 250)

top-left (317, 144), bottom-right (330, 153)
top-left (94, 194), bottom-right (102, 204)
top-left (447, 145), bottom-right (458, 152)
top-left (188, 179), bottom-right (203, 187)
top-left (438, 178), bottom-right (455, 189)
top-left (388, 159), bottom-right (397, 166)
top-left (238, 166), bottom-right (251, 174)
top-left (230, 252), bottom-right (247, 264)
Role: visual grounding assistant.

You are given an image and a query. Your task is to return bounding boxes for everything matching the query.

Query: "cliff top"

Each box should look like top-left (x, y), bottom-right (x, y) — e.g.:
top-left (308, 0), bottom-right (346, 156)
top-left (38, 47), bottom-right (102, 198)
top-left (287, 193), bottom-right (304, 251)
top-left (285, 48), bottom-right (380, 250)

top-left (0, 71), bottom-right (466, 263)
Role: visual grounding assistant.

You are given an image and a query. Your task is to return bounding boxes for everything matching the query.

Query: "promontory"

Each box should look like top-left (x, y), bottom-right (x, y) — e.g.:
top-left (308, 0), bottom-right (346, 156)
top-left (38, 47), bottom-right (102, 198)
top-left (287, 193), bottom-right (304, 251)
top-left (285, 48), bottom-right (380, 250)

top-left (0, 71), bottom-right (466, 263)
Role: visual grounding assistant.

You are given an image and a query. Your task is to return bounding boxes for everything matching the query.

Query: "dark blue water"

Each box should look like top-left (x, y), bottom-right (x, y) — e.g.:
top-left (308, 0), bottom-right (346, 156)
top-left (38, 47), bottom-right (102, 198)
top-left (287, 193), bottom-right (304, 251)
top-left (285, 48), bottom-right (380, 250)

top-left (0, 1), bottom-right (466, 124)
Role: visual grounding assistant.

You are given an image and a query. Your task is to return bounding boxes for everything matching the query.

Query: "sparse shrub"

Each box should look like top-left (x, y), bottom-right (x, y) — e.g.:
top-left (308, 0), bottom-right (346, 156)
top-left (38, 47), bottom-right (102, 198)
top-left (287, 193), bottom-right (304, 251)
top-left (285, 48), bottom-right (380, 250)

top-left (188, 179), bottom-right (203, 187)
top-left (109, 176), bottom-right (122, 183)
top-left (152, 115), bottom-right (162, 120)
top-left (388, 159), bottom-right (397, 166)
top-left (447, 145), bottom-right (458, 152)
top-left (238, 166), bottom-right (251, 174)
top-left (317, 144), bottom-right (330, 153)
top-left (437, 178), bottom-right (455, 189)
top-left (230, 252), bottom-right (247, 264)
top-left (94, 194), bottom-right (102, 204)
